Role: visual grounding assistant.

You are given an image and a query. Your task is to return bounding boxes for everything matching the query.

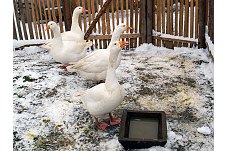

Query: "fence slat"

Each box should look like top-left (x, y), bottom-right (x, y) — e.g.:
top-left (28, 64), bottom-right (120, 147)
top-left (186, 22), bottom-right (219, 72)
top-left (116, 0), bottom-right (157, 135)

top-left (51, 0), bottom-right (57, 22)
top-left (34, 0), bottom-right (42, 39)
top-left (198, 0), bottom-right (206, 48)
top-left (87, 0), bottom-right (92, 27)
top-left (125, 0), bottom-right (130, 48)
top-left (134, 0), bottom-right (139, 47)
top-left (130, 0), bottom-right (134, 48)
top-left (42, 0), bottom-right (50, 39)
top-left (174, 0), bottom-right (179, 46)
top-left (13, 15), bottom-right (18, 40)
top-left (13, 0), bottom-right (23, 40)
top-left (195, 0), bottom-right (199, 38)
top-left (147, 0), bottom-right (153, 43)
top-left (208, 0), bottom-right (214, 43)
top-left (115, 0), bottom-right (119, 25)
top-left (25, 0), bottom-right (34, 39)
top-left (106, 5), bottom-right (111, 35)
top-left (139, 0), bottom-right (143, 45)
top-left (76, 0), bottom-right (82, 30)
top-left (46, 0), bottom-right (54, 38)
top-left (190, 0), bottom-right (195, 47)
top-left (18, 0), bottom-right (28, 39)
top-left (82, 0), bottom-right (87, 32)
top-left (57, 0), bottom-right (64, 33)
top-left (184, 0), bottom-right (189, 47)
top-left (157, 0), bottom-right (161, 46)
top-left (30, 0), bottom-right (39, 39)
top-left (100, 0), bottom-right (107, 48)
top-left (120, 0), bottom-right (124, 23)
top-left (111, 0), bottom-right (115, 31)
top-left (170, 0), bottom-right (173, 35)
top-left (38, 0), bottom-right (46, 39)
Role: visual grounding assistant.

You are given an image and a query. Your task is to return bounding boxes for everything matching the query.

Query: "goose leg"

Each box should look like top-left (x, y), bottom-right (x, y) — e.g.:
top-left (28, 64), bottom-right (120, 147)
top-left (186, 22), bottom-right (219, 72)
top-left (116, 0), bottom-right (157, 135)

top-left (95, 117), bottom-right (109, 130)
top-left (58, 65), bottom-right (68, 71)
top-left (109, 113), bottom-right (121, 126)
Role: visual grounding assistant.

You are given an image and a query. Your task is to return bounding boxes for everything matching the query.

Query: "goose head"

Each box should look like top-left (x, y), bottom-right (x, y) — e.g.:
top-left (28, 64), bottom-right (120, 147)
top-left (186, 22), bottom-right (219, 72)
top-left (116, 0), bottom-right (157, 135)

top-left (73, 6), bottom-right (88, 15)
top-left (115, 23), bottom-right (133, 33)
top-left (46, 21), bottom-right (58, 32)
top-left (109, 41), bottom-right (128, 66)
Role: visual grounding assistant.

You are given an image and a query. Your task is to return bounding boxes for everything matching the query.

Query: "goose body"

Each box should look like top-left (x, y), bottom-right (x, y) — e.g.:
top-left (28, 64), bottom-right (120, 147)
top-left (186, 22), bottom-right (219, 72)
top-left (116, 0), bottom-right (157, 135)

top-left (81, 41), bottom-right (128, 130)
top-left (66, 24), bottom-right (132, 81)
top-left (47, 21), bottom-right (89, 64)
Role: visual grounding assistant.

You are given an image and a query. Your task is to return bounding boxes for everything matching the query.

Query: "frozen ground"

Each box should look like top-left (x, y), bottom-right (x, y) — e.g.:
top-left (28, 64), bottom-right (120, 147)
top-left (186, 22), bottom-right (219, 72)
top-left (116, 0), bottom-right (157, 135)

top-left (13, 43), bottom-right (213, 151)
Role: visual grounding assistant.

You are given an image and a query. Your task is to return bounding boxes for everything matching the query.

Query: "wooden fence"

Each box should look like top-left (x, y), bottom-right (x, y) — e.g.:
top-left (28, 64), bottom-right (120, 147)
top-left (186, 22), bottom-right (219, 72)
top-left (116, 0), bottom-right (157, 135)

top-left (13, 0), bottom-right (213, 49)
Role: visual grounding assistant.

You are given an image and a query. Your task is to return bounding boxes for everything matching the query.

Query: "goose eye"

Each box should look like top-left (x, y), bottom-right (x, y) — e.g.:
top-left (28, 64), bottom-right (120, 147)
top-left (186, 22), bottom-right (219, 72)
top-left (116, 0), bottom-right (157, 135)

top-left (123, 25), bottom-right (125, 27)
top-left (114, 43), bottom-right (117, 45)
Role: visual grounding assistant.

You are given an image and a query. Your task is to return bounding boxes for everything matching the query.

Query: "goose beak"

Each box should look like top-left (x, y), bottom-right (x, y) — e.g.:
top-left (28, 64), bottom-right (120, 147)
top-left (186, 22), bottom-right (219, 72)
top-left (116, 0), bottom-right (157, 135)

top-left (82, 7), bottom-right (88, 13)
top-left (119, 41), bottom-right (129, 48)
top-left (126, 25), bottom-right (133, 30)
top-left (46, 24), bottom-right (50, 31)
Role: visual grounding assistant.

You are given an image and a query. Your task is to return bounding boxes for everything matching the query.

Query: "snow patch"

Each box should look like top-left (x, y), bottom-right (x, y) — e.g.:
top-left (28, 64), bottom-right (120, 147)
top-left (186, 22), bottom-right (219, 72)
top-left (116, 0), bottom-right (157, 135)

top-left (197, 126), bottom-right (211, 135)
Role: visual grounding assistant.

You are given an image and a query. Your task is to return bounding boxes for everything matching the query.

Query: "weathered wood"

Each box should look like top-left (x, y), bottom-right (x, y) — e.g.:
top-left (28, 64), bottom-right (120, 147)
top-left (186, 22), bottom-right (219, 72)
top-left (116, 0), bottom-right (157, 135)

top-left (195, 0), bottom-right (199, 38)
top-left (62, 0), bottom-right (71, 31)
top-left (106, 5), bottom-right (111, 34)
top-left (157, 0), bottom-right (161, 46)
top-left (184, 0), bottom-right (189, 47)
top-left (91, 0), bottom-right (96, 32)
top-left (153, 36), bottom-right (197, 45)
top-left (189, 0), bottom-right (195, 47)
top-left (139, 0), bottom-right (143, 45)
top-left (13, 0), bottom-right (23, 40)
top-left (57, 0), bottom-right (64, 33)
top-left (38, 0), bottom-right (46, 39)
top-left (134, 0), bottom-right (139, 47)
top-left (126, 0), bottom-right (130, 48)
top-left (111, 0), bottom-right (115, 31)
top-left (34, 0), bottom-right (42, 39)
top-left (208, 0), bottom-right (214, 43)
top-left (76, 0), bottom-right (82, 29)
top-left (13, 16), bottom-right (18, 39)
top-left (30, 0), bottom-right (39, 39)
top-left (100, 0), bottom-right (107, 48)
top-left (147, 0), bottom-right (153, 43)
top-left (120, 0), bottom-right (124, 23)
top-left (42, 0), bottom-right (50, 39)
top-left (51, 0), bottom-right (57, 22)
top-left (18, 0), bottom-right (28, 39)
top-left (25, 0), bottom-right (34, 39)
top-left (87, 33), bottom-right (142, 40)
top-left (130, 0), bottom-right (134, 48)
top-left (116, 0), bottom-right (119, 25)
top-left (82, 0), bottom-right (87, 32)
top-left (84, 0), bottom-right (113, 40)
top-left (198, 0), bottom-right (206, 48)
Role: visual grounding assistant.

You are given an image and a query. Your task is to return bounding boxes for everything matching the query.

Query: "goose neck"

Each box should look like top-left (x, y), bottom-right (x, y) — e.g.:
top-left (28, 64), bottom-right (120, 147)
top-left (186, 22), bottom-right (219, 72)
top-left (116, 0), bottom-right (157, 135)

top-left (71, 12), bottom-right (80, 32)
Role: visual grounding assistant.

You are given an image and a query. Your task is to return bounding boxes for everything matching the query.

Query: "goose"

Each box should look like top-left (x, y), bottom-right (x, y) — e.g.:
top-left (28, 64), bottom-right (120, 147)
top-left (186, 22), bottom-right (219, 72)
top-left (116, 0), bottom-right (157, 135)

top-left (66, 24), bottom-right (132, 81)
top-left (41, 6), bottom-right (91, 50)
top-left (81, 41), bottom-right (128, 130)
top-left (46, 21), bottom-right (90, 68)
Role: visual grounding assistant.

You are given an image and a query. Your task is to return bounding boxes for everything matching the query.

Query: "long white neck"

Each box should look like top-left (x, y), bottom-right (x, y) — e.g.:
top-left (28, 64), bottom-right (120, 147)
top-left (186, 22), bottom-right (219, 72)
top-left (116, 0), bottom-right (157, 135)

top-left (52, 27), bottom-right (63, 47)
top-left (105, 48), bottom-right (121, 92)
top-left (109, 29), bottom-right (122, 45)
top-left (71, 12), bottom-right (81, 32)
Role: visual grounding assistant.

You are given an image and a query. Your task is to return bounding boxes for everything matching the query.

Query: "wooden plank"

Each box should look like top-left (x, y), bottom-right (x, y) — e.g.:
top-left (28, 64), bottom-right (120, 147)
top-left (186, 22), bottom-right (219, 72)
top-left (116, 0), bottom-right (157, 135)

top-left (38, 0), bottom-right (46, 39)
top-left (57, 0), bottom-right (64, 33)
top-left (134, 0), bottom-right (139, 47)
top-left (18, 0), bottom-right (28, 39)
top-left (13, 15), bottom-right (18, 39)
top-left (183, 0), bottom-right (189, 47)
top-left (178, 0), bottom-right (184, 46)
top-left (147, 0), bottom-right (153, 43)
top-left (87, 0), bottom-right (92, 27)
top-left (166, 0), bottom-right (170, 34)
top-left (153, 36), bottom-right (197, 44)
top-left (51, 0), bottom-right (57, 22)
top-left (189, 0), bottom-right (195, 47)
top-left (106, 5), bottom-right (111, 34)
top-left (116, 0), bottom-right (119, 25)
top-left (34, 0), bottom-right (42, 39)
top-left (42, 0), bottom-right (50, 39)
top-left (120, 0), bottom-right (124, 23)
top-left (91, 0), bottom-right (97, 32)
top-left (165, 0), bottom-right (173, 48)
top-left (111, 0), bottom-right (115, 31)
top-left (76, 0), bottom-right (82, 30)
top-left (174, 0), bottom-right (179, 46)
top-left (82, 0), bottom-right (87, 32)
top-left (88, 33), bottom-right (142, 40)
top-left (84, 0), bottom-right (113, 40)
top-left (152, 0), bottom-right (156, 45)
top-left (100, 0), bottom-right (107, 48)
top-left (198, 0), bottom-right (206, 48)
top-left (170, 0), bottom-right (173, 35)
top-left (95, 0), bottom-right (102, 48)
top-left (162, 0), bottom-right (165, 34)
top-left (126, 0), bottom-right (130, 49)
top-left (62, 0), bottom-right (71, 31)
top-left (139, 0), bottom-right (143, 45)
top-left (205, 0), bottom-right (209, 25)
top-left (30, 0), bottom-right (39, 39)
top-left (13, 0), bottom-right (23, 40)
top-left (46, 0), bottom-right (53, 37)
top-left (24, 0), bottom-right (34, 39)
top-left (157, 0), bottom-right (161, 46)
top-left (130, 0), bottom-right (134, 48)
top-left (208, 0), bottom-right (214, 43)
top-left (195, 0), bottom-right (199, 38)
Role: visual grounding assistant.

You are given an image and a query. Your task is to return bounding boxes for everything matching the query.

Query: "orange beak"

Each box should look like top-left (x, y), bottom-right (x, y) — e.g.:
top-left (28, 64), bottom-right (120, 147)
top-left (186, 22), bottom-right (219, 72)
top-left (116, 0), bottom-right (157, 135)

top-left (46, 24), bottom-right (50, 31)
top-left (126, 25), bottom-right (133, 30)
top-left (82, 7), bottom-right (88, 13)
top-left (119, 41), bottom-right (129, 48)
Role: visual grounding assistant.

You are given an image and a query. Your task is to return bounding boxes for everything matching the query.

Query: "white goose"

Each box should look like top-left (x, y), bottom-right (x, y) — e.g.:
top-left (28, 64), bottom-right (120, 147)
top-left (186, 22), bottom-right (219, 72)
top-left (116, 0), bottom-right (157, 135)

top-left (81, 41), bottom-right (128, 130)
top-left (66, 24), bottom-right (132, 81)
top-left (46, 21), bottom-right (89, 67)
top-left (42, 6), bottom-right (92, 50)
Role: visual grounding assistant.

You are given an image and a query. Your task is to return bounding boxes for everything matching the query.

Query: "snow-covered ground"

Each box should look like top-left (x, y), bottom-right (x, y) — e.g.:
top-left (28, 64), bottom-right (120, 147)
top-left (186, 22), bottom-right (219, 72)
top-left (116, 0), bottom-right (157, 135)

top-left (13, 42), bottom-right (213, 150)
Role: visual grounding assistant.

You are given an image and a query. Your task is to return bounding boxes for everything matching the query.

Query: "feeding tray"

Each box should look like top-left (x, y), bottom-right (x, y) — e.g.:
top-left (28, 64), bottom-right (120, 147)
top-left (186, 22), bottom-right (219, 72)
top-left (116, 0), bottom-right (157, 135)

top-left (118, 110), bottom-right (167, 149)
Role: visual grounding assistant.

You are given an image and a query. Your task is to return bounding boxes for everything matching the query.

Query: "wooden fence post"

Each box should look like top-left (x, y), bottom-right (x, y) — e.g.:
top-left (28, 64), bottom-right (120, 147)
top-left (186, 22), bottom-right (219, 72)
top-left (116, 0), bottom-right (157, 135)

top-left (141, 0), bottom-right (147, 43)
top-left (13, 17), bottom-right (17, 40)
top-left (62, 0), bottom-right (71, 31)
top-left (146, 0), bottom-right (153, 43)
top-left (208, 0), bottom-right (214, 43)
top-left (198, 0), bottom-right (206, 48)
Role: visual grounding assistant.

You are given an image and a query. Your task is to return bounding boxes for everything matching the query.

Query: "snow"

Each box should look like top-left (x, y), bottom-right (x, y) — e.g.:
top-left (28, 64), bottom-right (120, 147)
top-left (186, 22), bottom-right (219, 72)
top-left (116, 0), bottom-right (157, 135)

top-left (13, 39), bottom-right (48, 49)
top-left (205, 26), bottom-right (214, 56)
top-left (197, 126), bottom-right (211, 135)
top-left (13, 41), bottom-right (213, 150)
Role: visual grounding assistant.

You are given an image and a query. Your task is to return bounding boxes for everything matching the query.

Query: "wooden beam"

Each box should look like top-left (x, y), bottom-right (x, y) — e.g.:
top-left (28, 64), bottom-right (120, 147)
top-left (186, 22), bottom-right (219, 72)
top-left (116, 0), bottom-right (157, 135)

top-left (198, 0), bottom-right (206, 48)
top-left (146, 0), bottom-right (153, 43)
top-left (87, 33), bottom-right (142, 40)
top-left (208, 0), bottom-right (214, 43)
top-left (62, 0), bottom-right (71, 31)
top-left (141, 0), bottom-right (147, 43)
top-left (84, 0), bottom-right (113, 40)
top-left (153, 36), bottom-right (197, 44)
